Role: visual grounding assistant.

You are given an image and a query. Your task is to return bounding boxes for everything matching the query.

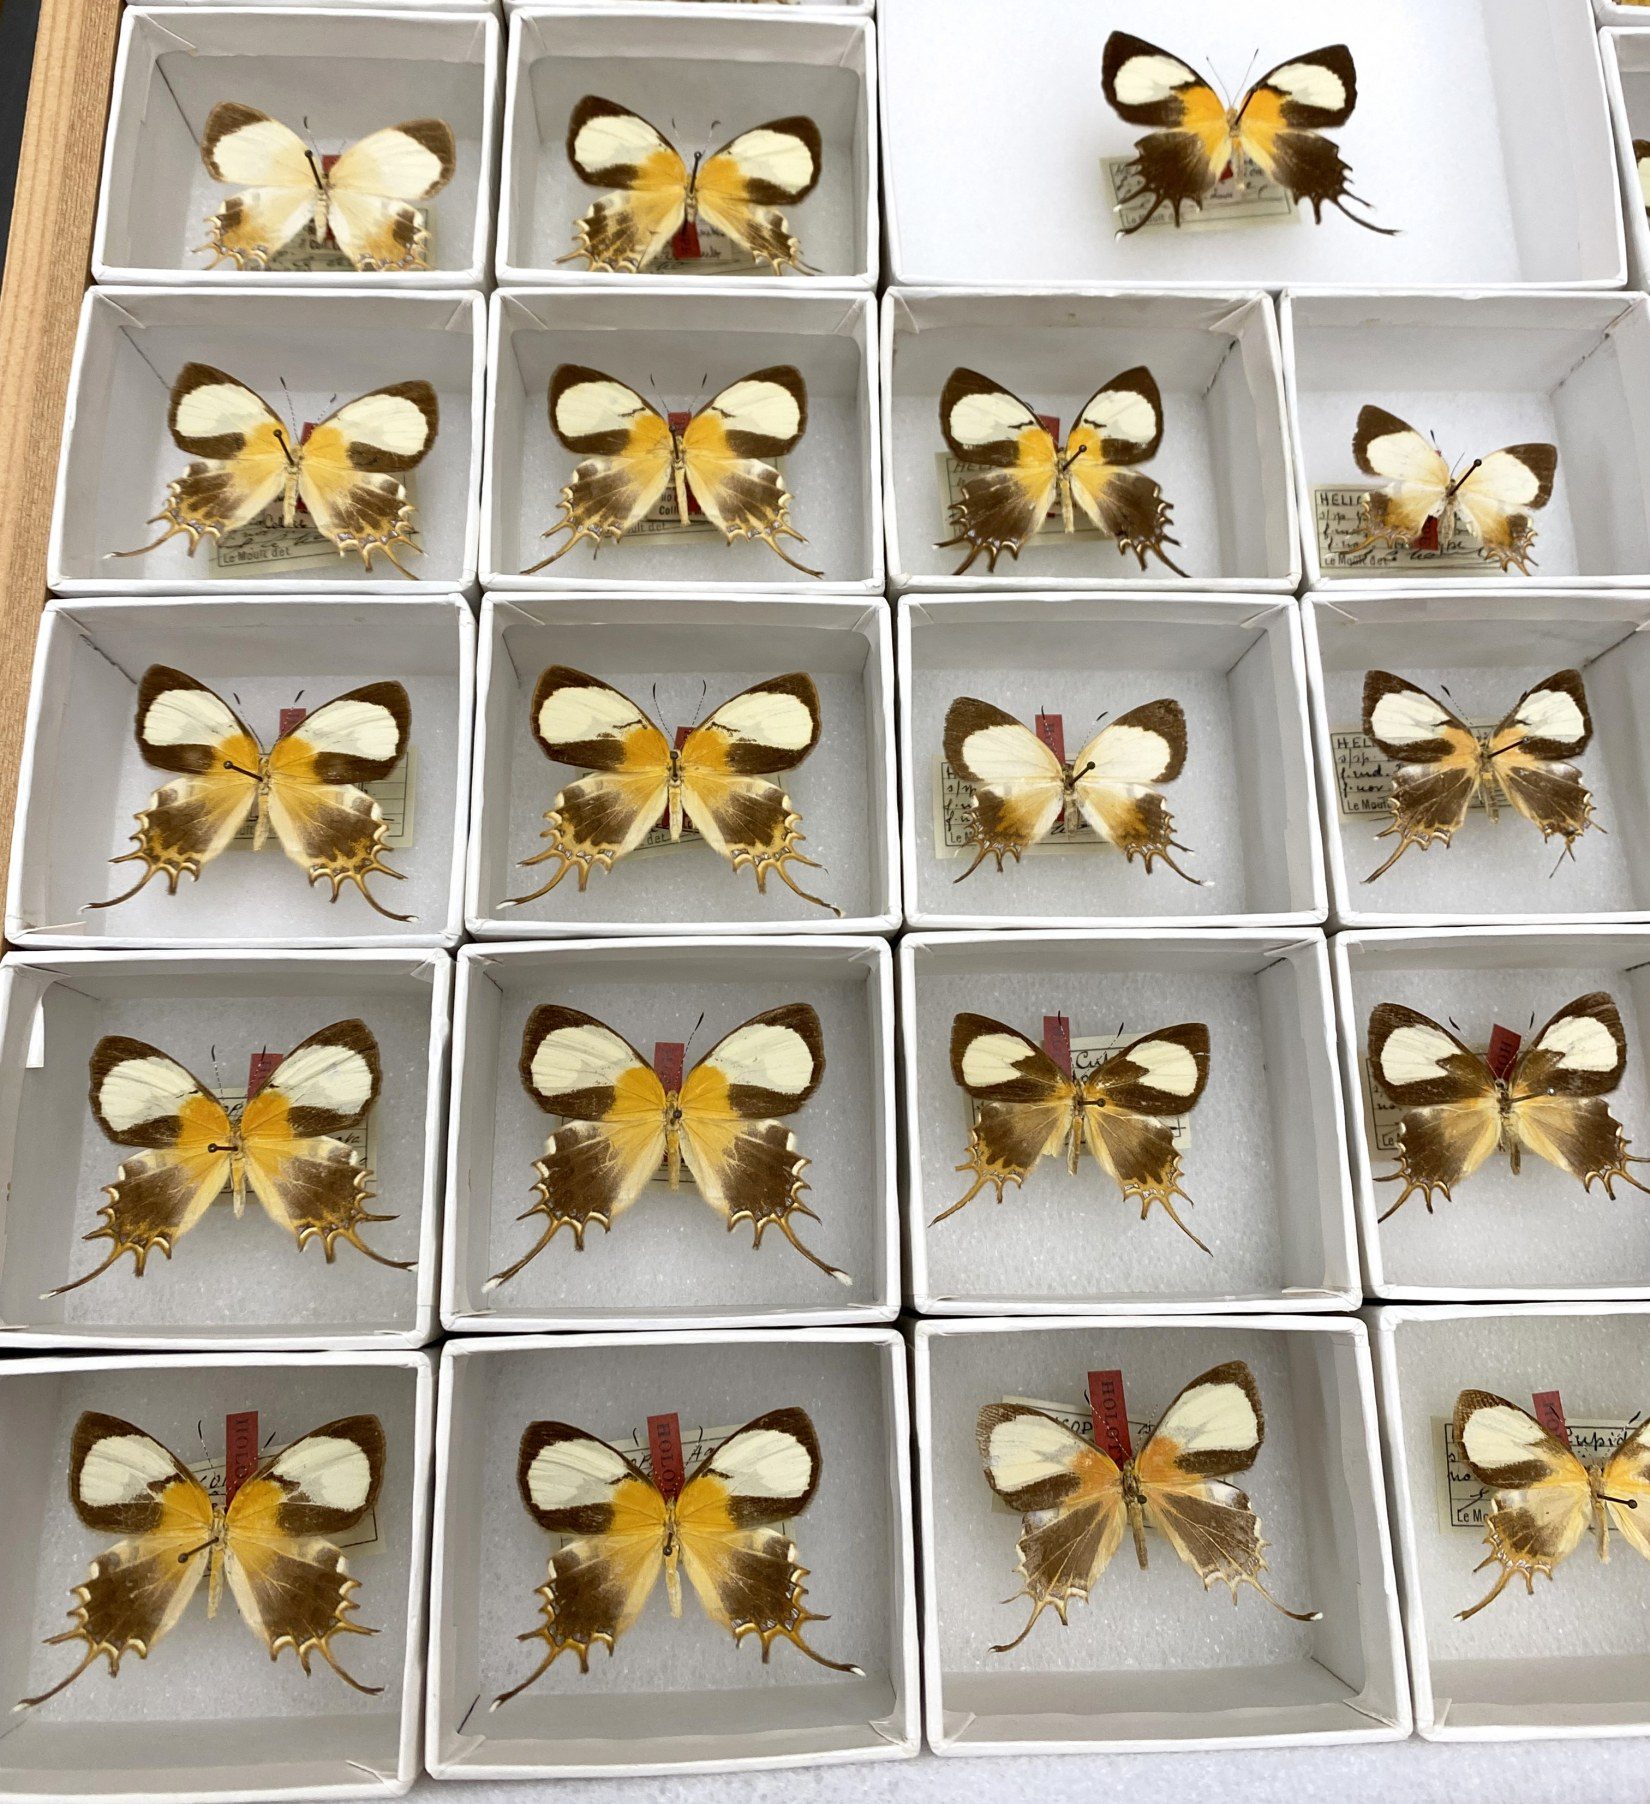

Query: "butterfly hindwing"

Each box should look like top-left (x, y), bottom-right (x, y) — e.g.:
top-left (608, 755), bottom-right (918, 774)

top-left (941, 1013), bottom-right (1078, 1223)
top-left (323, 121), bottom-right (455, 271)
top-left (695, 117), bottom-right (823, 273)
top-left (526, 366), bottom-right (676, 571)
top-left (1485, 670), bottom-right (1594, 855)
top-left (198, 104), bottom-right (320, 269)
top-left (976, 1401), bottom-right (1126, 1651)
top-left (487, 1006), bottom-right (668, 1287)
top-left (263, 680), bottom-right (412, 919)
top-left (1080, 1023), bottom-right (1211, 1250)
top-left (676, 1003), bottom-right (844, 1282)
top-left (1135, 1361), bottom-right (1314, 1616)
top-left (89, 665), bottom-right (263, 910)
top-left (295, 380), bottom-right (438, 577)
top-left (681, 365), bottom-right (819, 574)
top-left (679, 672), bottom-right (835, 912)
top-left (1063, 369), bottom-right (1184, 575)
top-left (1452, 1391), bottom-right (1595, 1618)
top-left (20, 1414), bottom-right (216, 1706)
top-left (237, 1018), bottom-right (405, 1268)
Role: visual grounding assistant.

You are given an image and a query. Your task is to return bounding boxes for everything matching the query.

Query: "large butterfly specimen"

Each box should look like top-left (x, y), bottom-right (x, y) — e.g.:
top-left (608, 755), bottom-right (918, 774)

top-left (197, 103), bottom-right (455, 272)
top-left (1352, 406), bottom-right (1557, 575)
top-left (937, 367), bottom-right (1185, 577)
top-left (1359, 668), bottom-right (1594, 884)
top-left (492, 1406), bottom-right (859, 1700)
top-left (1366, 992), bottom-right (1649, 1219)
top-left (562, 95), bottom-right (821, 275)
top-left (504, 666), bottom-right (837, 914)
top-left (1453, 1391), bottom-right (1650, 1619)
top-left (51, 1018), bottom-right (408, 1295)
top-left (87, 664), bottom-right (412, 920)
top-left (942, 1012), bottom-right (1212, 1250)
top-left (977, 1361), bottom-right (1318, 1650)
top-left (943, 694), bottom-right (1198, 883)
top-left (1101, 32), bottom-right (1395, 235)
top-left (487, 1001), bottom-right (848, 1289)
top-left (525, 363), bottom-right (821, 576)
top-left (118, 364), bottom-right (437, 576)
top-left (20, 1412), bottom-right (386, 1705)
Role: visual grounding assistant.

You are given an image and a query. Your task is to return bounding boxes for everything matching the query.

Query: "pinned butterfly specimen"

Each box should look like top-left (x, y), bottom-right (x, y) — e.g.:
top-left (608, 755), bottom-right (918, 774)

top-left (492, 1407), bottom-right (859, 1700)
top-left (87, 664), bottom-right (413, 920)
top-left (50, 1019), bottom-right (409, 1296)
top-left (1452, 1391), bottom-right (1650, 1619)
top-left (977, 1362), bottom-right (1318, 1651)
top-left (941, 1012), bottom-right (1212, 1250)
top-left (198, 103), bottom-right (455, 272)
top-left (1635, 140), bottom-right (1650, 218)
top-left (1366, 992), bottom-right (1649, 1220)
top-left (937, 367), bottom-right (1185, 577)
top-left (563, 95), bottom-right (822, 275)
top-left (487, 1001), bottom-right (848, 1290)
top-left (1359, 668), bottom-right (1594, 883)
top-left (526, 363), bottom-right (820, 576)
top-left (504, 665), bottom-right (837, 914)
top-left (943, 694), bottom-right (1198, 883)
top-left (1351, 407), bottom-right (1558, 575)
top-left (19, 1412), bottom-right (386, 1706)
top-left (1101, 32), bottom-right (1394, 235)
top-left (117, 363), bottom-right (438, 576)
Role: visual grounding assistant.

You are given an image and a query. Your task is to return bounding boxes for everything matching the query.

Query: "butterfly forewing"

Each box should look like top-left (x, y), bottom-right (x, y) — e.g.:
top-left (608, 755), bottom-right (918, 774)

top-left (1603, 1418), bottom-right (1650, 1560)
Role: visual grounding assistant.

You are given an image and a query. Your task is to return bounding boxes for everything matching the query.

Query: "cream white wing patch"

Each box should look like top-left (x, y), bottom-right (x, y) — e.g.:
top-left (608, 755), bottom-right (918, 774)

top-left (701, 1420), bottom-right (815, 1503)
top-left (93, 1052), bottom-right (205, 1138)
top-left (1367, 683), bottom-right (1455, 749)
top-left (269, 1432), bottom-right (375, 1514)
top-left (1152, 1374), bottom-right (1261, 1459)
top-left (553, 371), bottom-right (662, 446)
top-left (981, 1407), bottom-right (1091, 1495)
top-left (138, 681), bottom-right (248, 755)
top-left (170, 372), bottom-right (283, 449)
top-left (525, 1013), bottom-right (652, 1110)
top-left (1378, 1020), bottom-right (1470, 1090)
top-left (699, 1017), bottom-right (818, 1098)
top-left (76, 1431), bottom-right (186, 1511)
top-left (960, 1030), bottom-right (1052, 1091)
top-left (287, 695), bottom-right (404, 766)
top-left (266, 1037), bottom-right (378, 1119)
top-left (1120, 1035), bottom-right (1202, 1098)
top-left (524, 1434), bottom-right (635, 1515)
top-left (320, 387), bottom-right (436, 463)
top-left (1530, 1009), bottom-right (1620, 1076)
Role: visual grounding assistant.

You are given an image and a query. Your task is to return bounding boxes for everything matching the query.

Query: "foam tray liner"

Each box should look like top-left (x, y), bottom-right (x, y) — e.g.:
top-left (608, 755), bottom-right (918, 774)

top-left (0, 958), bottom-right (444, 1342)
top-left (431, 1332), bottom-right (911, 1773)
top-left (470, 598), bottom-right (892, 933)
top-left (1380, 1306), bottom-right (1650, 1736)
top-left (903, 934), bottom-right (1353, 1311)
top-left (0, 1355), bottom-right (427, 1797)
top-left (1341, 933), bottom-right (1650, 1297)
top-left (918, 1319), bottom-right (1405, 1749)
top-left (446, 939), bottom-right (894, 1326)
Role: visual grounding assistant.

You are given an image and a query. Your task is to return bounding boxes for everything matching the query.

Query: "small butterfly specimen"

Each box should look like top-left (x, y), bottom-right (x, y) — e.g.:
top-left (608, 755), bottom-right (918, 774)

top-left (117, 363), bottom-right (438, 576)
top-left (1352, 407), bottom-right (1557, 575)
top-left (493, 1406), bottom-right (859, 1700)
top-left (19, 1412), bottom-right (386, 1706)
top-left (48, 1019), bottom-right (407, 1296)
top-left (942, 1012), bottom-right (1212, 1250)
top-left (487, 1001), bottom-right (847, 1290)
top-left (563, 95), bottom-right (822, 274)
top-left (977, 1362), bottom-right (1319, 1650)
top-left (504, 666), bottom-right (837, 914)
top-left (937, 367), bottom-right (1185, 576)
top-left (1359, 668), bottom-right (1594, 883)
top-left (1366, 992), bottom-right (1649, 1219)
top-left (1452, 1391), bottom-right (1650, 1619)
top-left (87, 665), bottom-right (412, 920)
top-left (944, 695), bottom-right (1198, 883)
top-left (526, 363), bottom-right (820, 576)
top-left (1101, 32), bottom-right (1394, 234)
top-left (197, 103), bottom-right (455, 272)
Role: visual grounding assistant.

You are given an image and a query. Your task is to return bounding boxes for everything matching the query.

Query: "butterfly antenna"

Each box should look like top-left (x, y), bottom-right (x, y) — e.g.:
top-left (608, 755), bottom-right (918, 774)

top-left (682, 1011), bottom-right (707, 1061)
top-left (279, 376), bottom-right (300, 443)
top-left (690, 677), bottom-right (708, 729)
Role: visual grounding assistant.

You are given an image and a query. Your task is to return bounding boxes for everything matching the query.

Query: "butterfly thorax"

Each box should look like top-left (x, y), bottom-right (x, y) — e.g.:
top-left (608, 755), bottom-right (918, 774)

top-left (666, 747), bottom-right (687, 839)
top-left (1118, 1460), bottom-right (1152, 1569)
top-left (1493, 1078), bottom-right (1524, 1174)
top-left (662, 1092), bottom-right (686, 1186)
top-left (660, 1503), bottom-right (685, 1614)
